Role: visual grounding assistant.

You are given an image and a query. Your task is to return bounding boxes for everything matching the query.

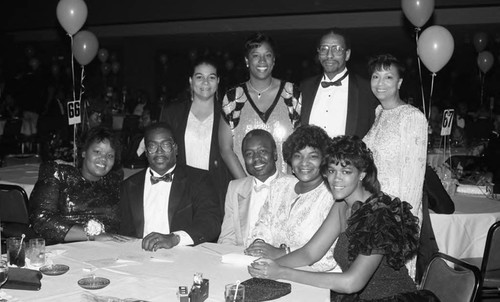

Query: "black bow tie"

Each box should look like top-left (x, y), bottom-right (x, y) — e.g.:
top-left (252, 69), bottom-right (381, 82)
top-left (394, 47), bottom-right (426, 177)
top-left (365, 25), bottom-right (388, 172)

top-left (150, 171), bottom-right (173, 184)
top-left (321, 72), bottom-right (349, 88)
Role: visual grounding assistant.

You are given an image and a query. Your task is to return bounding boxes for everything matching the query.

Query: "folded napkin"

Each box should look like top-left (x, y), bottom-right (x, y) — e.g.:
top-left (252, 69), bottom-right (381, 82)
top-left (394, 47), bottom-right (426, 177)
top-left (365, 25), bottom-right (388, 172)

top-left (221, 253), bottom-right (258, 266)
top-left (3, 267), bottom-right (42, 291)
top-left (241, 278), bottom-right (291, 302)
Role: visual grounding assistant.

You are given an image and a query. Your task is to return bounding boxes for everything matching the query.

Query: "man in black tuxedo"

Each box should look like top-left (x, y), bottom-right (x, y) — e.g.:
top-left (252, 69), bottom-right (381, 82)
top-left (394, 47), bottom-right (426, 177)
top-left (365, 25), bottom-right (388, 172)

top-left (119, 122), bottom-right (221, 251)
top-left (300, 28), bottom-right (378, 138)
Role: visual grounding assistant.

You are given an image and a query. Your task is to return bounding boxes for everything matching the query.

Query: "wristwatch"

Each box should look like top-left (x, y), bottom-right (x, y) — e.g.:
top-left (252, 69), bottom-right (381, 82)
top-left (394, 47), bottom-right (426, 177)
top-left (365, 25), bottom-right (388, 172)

top-left (279, 243), bottom-right (291, 254)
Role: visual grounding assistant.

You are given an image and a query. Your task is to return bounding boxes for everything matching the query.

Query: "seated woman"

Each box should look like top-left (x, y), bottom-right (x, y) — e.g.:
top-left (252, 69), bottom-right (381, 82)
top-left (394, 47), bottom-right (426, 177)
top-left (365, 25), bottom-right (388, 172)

top-left (30, 127), bottom-right (126, 244)
top-left (245, 125), bottom-right (336, 272)
top-left (249, 136), bottom-right (438, 301)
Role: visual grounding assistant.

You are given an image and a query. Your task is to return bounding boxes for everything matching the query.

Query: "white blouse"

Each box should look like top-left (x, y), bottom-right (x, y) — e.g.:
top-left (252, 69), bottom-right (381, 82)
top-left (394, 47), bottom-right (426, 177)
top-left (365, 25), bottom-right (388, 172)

top-left (184, 110), bottom-right (213, 170)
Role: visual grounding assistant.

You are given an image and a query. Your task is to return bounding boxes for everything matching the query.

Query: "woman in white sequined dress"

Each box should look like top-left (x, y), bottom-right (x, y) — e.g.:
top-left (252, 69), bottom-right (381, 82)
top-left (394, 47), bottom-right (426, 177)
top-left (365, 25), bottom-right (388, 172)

top-left (363, 54), bottom-right (427, 278)
top-left (219, 32), bottom-right (301, 179)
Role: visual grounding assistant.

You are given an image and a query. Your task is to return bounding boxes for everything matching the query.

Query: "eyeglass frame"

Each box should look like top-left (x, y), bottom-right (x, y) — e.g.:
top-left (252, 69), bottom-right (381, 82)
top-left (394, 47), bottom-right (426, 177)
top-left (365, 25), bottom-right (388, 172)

top-left (146, 140), bottom-right (176, 154)
top-left (317, 44), bottom-right (346, 56)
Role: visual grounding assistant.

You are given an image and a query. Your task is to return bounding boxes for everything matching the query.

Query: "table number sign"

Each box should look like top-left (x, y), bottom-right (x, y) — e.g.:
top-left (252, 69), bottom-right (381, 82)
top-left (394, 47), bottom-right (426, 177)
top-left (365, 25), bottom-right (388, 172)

top-left (67, 100), bottom-right (81, 125)
top-left (440, 109), bottom-right (454, 136)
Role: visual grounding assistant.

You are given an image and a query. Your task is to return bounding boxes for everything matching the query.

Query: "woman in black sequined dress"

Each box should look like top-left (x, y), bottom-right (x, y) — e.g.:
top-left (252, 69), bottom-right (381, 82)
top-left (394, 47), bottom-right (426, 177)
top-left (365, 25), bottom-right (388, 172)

top-left (30, 127), bottom-right (125, 244)
top-left (248, 136), bottom-right (439, 301)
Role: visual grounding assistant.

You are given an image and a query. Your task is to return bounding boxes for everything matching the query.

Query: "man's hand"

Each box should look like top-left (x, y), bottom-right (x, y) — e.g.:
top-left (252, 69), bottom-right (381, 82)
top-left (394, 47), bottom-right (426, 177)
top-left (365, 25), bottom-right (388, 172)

top-left (142, 232), bottom-right (180, 251)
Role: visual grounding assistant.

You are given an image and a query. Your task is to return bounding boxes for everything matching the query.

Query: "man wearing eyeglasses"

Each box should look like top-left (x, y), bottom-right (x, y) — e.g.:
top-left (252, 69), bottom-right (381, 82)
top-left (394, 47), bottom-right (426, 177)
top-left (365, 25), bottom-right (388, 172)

top-left (300, 28), bottom-right (378, 138)
top-left (119, 122), bottom-right (221, 251)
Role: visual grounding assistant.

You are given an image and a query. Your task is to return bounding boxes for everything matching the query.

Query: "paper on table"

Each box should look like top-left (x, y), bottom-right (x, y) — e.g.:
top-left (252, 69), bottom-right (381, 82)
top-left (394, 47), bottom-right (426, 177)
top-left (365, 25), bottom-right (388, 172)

top-left (221, 253), bottom-right (258, 266)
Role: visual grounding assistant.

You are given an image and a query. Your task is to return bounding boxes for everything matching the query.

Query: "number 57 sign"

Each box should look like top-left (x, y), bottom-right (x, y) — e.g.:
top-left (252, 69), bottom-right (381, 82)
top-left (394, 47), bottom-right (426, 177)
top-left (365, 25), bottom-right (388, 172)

top-left (67, 100), bottom-right (81, 125)
top-left (440, 109), bottom-right (454, 136)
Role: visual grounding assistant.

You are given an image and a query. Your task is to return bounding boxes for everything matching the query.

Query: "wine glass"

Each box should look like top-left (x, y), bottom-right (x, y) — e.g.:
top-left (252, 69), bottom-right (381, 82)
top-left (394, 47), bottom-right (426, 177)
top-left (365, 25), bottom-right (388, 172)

top-left (0, 260), bottom-right (8, 288)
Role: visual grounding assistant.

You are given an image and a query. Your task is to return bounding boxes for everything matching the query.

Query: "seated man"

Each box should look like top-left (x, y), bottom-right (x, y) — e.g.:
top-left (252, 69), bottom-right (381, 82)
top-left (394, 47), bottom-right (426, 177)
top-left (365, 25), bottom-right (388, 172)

top-left (218, 129), bottom-right (282, 246)
top-left (119, 122), bottom-right (221, 251)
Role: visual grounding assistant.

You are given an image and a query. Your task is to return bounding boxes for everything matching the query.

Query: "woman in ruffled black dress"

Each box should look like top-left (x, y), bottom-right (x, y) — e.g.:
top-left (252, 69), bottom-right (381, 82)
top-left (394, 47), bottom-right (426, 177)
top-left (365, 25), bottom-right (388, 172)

top-left (248, 136), bottom-right (438, 301)
top-left (30, 127), bottom-right (128, 244)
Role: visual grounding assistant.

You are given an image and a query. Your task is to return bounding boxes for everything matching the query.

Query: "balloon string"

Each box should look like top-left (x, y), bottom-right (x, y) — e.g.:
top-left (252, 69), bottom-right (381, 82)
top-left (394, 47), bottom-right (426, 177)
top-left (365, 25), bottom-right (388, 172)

top-left (69, 34), bottom-right (76, 103)
top-left (415, 28), bottom-right (427, 118)
top-left (69, 33), bottom-right (77, 166)
top-left (79, 66), bottom-right (85, 101)
top-left (428, 73), bottom-right (436, 120)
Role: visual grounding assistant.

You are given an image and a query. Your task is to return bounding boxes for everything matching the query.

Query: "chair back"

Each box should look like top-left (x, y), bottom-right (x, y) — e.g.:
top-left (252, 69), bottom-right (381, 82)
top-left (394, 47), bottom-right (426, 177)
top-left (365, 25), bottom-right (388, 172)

top-left (420, 252), bottom-right (481, 302)
top-left (481, 221), bottom-right (500, 289)
top-left (0, 184), bottom-right (30, 224)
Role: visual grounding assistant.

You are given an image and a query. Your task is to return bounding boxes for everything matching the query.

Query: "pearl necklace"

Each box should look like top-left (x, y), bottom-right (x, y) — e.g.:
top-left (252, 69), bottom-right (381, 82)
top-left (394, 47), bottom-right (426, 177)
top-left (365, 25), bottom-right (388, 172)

top-left (247, 79), bottom-right (273, 100)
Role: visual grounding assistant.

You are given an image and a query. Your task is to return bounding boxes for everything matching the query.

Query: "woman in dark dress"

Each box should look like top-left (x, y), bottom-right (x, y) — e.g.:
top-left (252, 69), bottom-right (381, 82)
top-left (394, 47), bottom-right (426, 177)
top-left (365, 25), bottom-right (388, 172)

top-left (248, 136), bottom-right (438, 301)
top-left (159, 57), bottom-right (231, 209)
top-left (30, 127), bottom-right (127, 244)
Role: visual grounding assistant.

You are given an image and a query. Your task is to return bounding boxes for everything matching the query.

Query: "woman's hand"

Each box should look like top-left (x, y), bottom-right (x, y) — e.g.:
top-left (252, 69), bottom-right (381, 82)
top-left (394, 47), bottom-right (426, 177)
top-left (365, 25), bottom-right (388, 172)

top-left (248, 258), bottom-right (281, 280)
top-left (244, 240), bottom-right (284, 259)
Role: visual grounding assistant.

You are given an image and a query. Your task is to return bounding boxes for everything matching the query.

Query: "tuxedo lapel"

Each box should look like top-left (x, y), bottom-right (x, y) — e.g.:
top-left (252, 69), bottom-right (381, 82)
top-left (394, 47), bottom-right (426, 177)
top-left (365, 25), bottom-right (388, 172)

top-left (168, 166), bottom-right (187, 225)
top-left (236, 178), bottom-right (254, 244)
top-left (345, 75), bottom-right (360, 136)
top-left (129, 170), bottom-right (146, 237)
top-left (301, 75), bottom-right (322, 124)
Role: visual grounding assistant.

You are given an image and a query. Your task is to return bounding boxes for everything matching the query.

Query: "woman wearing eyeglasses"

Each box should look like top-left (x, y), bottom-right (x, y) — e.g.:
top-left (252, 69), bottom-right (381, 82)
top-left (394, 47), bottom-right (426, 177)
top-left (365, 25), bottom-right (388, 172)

top-left (219, 32), bottom-right (301, 179)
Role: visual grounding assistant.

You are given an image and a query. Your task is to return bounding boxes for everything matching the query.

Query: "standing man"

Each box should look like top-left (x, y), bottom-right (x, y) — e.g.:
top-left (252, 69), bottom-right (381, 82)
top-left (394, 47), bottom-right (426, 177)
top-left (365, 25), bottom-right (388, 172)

top-left (119, 122), bottom-right (221, 251)
top-left (300, 28), bottom-right (378, 138)
top-left (218, 129), bottom-right (281, 246)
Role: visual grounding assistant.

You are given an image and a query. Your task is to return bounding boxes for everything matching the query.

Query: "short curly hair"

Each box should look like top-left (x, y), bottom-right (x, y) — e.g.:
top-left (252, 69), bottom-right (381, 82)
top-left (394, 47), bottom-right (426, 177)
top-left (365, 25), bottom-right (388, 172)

top-left (322, 135), bottom-right (380, 194)
top-left (79, 126), bottom-right (121, 169)
top-left (282, 125), bottom-right (330, 165)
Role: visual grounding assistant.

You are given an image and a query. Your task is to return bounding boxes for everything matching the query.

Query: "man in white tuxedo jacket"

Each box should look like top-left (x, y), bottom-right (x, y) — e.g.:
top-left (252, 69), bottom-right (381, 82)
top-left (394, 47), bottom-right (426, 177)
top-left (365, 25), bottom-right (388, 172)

top-left (218, 129), bottom-right (282, 246)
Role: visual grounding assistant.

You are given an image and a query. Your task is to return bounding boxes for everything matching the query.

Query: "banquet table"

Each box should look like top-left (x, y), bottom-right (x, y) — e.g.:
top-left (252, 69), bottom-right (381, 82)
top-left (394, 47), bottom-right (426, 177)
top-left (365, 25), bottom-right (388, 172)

top-left (0, 163), bottom-right (141, 197)
top-left (429, 193), bottom-right (500, 259)
top-left (426, 147), bottom-right (472, 170)
top-left (1, 240), bottom-right (329, 302)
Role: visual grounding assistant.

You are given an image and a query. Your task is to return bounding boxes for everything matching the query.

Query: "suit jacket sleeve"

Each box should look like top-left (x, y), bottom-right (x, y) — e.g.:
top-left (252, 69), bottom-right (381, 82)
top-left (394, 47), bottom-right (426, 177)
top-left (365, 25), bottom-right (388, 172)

top-left (218, 180), bottom-right (237, 245)
top-left (173, 168), bottom-right (222, 245)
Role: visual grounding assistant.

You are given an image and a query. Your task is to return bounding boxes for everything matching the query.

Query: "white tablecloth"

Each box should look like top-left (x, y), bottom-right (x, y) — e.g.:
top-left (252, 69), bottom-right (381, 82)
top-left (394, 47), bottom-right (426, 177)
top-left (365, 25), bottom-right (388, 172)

top-left (0, 163), bottom-right (141, 197)
top-left (2, 240), bottom-right (328, 301)
top-left (430, 193), bottom-right (500, 259)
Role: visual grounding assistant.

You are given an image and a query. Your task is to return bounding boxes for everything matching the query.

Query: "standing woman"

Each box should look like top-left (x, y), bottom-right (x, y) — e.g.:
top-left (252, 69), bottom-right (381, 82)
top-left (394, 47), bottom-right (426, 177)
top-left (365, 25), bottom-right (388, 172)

top-left (363, 54), bottom-right (428, 278)
top-left (363, 54), bottom-right (427, 223)
top-left (160, 58), bottom-right (231, 207)
top-left (219, 32), bottom-right (301, 179)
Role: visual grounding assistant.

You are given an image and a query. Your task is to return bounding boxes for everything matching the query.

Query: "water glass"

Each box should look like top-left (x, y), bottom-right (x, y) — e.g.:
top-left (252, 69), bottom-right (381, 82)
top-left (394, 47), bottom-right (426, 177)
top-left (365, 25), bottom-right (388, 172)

top-left (224, 283), bottom-right (245, 302)
top-left (28, 238), bottom-right (46, 267)
top-left (0, 260), bottom-right (8, 288)
top-left (6, 237), bottom-right (26, 267)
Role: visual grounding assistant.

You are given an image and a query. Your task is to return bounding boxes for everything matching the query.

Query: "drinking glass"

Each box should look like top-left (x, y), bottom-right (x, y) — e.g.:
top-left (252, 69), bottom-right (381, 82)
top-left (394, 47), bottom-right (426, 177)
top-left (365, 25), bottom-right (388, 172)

top-left (224, 283), bottom-right (245, 302)
top-left (28, 238), bottom-right (46, 267)
top-left (0, 260), bottom-right (8, 288)
top-left (6, 237), bottom-right (26, 267)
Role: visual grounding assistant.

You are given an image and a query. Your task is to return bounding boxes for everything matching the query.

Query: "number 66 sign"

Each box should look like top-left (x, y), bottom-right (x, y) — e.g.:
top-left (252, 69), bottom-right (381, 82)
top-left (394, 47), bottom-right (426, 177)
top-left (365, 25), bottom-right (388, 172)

top-left (67, 100), bottom-right (81, 125)
top-left (440, 109), bottom-right (454, 136)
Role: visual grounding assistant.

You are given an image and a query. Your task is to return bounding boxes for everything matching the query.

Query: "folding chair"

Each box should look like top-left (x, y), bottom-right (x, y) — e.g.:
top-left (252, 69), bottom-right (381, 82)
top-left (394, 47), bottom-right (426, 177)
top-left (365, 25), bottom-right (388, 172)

top-left (0, 184), bottom-right (36, 251)
top-left (462, 221), bottom-right (500, 299)
top-left (420, 252), bottom-right (481, 302)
